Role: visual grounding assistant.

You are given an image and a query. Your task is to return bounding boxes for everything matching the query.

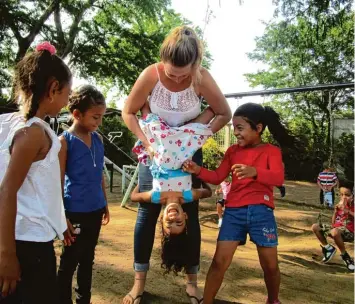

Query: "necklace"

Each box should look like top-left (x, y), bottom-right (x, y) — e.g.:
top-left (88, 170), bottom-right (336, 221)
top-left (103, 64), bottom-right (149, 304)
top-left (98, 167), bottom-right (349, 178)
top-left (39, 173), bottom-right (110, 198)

top-left (89, 140), bottom-right (96, 167)
top-left (71, 131), bottom-right (96, 167)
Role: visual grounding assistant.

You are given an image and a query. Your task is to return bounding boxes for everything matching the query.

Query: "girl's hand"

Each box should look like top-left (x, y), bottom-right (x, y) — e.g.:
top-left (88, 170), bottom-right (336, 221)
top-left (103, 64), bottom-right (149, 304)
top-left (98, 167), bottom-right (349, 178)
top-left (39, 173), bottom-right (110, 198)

top-left (0, 251), bottom-right (20, 297)
top-left (102, 206), bottom-right (110, 225)
top-left (63, 219), bottom-right (76, 247)
top-left (182, 160), bottom-right (201, 174)
top-left (231, 164), bottom-right (257, 180)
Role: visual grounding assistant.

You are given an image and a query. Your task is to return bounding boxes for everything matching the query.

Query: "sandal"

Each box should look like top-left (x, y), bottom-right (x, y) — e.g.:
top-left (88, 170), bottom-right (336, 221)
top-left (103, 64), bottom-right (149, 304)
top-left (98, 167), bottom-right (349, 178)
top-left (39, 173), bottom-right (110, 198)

top-left (126, 293), bottom-right (143, 304)
top-left (186, 292), bottom-right (203, 304)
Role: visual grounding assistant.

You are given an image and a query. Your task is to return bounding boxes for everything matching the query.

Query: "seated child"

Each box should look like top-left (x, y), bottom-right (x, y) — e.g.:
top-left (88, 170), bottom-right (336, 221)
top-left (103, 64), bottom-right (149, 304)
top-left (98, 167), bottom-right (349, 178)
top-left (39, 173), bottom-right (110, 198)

top-left (311, 181), bottom-right (354, 271)
top-left (215, 178), bottom-right (231, 228)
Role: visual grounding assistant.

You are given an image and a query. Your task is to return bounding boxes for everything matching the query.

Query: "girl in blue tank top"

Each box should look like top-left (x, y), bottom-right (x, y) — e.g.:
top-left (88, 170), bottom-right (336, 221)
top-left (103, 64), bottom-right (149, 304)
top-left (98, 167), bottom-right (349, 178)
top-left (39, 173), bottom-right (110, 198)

top-left (57, 85), bottom-right (109, 304)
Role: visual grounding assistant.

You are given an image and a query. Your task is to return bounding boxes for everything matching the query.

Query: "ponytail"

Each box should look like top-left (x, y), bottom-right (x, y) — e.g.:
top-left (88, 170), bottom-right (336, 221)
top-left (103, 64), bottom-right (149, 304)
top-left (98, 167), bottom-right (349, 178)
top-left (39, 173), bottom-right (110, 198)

top-left (233, 102), bottom-right (296, 148)
top-left (263, 106), bottom-right (295, 147)
top-left (14, 41), bottom-right (71, 120)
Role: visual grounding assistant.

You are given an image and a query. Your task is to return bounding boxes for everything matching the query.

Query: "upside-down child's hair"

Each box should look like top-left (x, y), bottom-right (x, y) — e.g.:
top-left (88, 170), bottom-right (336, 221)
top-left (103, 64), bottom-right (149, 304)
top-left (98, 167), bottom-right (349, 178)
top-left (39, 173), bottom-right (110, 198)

top-left (68, 84), bottom-right (105, 114)
top-left (13, 42), bottom-right (72, 120)
top-left (160, 220), bottom-right (192, 275)
top-left (233, 103), bottom-right (296, 148)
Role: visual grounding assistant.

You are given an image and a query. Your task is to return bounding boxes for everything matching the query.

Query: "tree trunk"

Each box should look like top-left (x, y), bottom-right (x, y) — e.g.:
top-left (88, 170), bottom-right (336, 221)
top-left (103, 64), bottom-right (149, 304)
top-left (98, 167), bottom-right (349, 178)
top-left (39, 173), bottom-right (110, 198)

top-left (14, 0), bottom-right (61, 62)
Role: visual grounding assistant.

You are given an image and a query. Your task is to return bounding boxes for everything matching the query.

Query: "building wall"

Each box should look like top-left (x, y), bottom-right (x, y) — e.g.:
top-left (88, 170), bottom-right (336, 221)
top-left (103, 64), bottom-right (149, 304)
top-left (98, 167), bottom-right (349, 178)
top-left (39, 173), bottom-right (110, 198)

top-left (333, 118), bottom-right (354, 139)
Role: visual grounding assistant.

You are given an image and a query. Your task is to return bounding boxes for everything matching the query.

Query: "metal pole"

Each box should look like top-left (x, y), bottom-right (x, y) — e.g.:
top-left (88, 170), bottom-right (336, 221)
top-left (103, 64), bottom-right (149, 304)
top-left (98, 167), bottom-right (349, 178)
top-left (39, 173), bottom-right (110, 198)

top-left (122, 166), bottom-right (126, 194)
top-left (328, 91), bottom-right (334, 166)
top-left (224, 82), bottom-right (353, 99)
top-left (121, 165), bottom-right (139, 207)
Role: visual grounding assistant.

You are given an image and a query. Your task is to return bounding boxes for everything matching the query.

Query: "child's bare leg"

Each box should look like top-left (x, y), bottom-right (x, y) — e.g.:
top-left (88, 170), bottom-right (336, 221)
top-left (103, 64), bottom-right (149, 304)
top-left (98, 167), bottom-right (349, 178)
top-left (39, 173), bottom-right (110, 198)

top-left (330, 228), bottom-right (346, 254)
top-left (203, 241), bottom-right (239, 304)
top-left (311, 223), bottom-right (328, 245)
top-left (257, 246), bottom-right (280, 303)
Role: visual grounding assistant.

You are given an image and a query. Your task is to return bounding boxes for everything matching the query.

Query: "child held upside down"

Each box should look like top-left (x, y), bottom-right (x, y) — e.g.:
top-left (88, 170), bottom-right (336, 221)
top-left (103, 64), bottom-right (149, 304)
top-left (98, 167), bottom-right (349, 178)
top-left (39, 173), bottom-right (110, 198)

top-left (131, 103), bottom-right (213, 274)
top-left (132, 102), bottom-right (213, 210)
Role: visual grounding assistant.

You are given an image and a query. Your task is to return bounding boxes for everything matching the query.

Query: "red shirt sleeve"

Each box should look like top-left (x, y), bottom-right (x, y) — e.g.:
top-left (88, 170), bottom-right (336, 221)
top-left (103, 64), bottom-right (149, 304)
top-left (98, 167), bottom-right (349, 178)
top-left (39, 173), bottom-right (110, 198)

top-left (198, 146), bottom-right (233, 185)
top-left (255, 146), bottom-right (284, 186)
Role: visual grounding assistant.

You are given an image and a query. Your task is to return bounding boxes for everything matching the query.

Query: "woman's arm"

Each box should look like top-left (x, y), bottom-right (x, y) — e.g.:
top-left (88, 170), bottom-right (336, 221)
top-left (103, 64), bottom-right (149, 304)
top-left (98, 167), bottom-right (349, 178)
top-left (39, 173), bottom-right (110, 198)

top-left (198, 68), bottom-right (232, 133)
top-left (189, 106), bottom-right (215, 125)
top-left (122, 66), bottom-right (158, 148)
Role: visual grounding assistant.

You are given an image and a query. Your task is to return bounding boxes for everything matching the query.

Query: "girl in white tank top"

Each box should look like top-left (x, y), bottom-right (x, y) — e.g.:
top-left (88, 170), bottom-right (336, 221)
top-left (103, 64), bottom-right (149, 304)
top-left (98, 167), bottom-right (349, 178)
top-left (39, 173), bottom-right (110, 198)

top-left (0, 42), bottom-right (72, 302)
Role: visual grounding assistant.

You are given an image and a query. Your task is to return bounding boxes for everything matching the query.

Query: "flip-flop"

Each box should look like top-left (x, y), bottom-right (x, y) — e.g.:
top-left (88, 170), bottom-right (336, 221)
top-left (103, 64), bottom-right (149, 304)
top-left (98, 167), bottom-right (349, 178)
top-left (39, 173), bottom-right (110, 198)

top-left (127, 293), bottom-right (143, 304)
top-left (186, 292), bottom-right (203, 304)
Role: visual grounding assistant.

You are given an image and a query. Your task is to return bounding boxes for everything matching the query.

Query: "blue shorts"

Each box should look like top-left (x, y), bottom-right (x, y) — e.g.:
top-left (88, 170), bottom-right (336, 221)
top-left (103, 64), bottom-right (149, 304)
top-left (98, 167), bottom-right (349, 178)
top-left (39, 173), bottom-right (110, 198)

top-left (218, 204), bottom-right (278, 247)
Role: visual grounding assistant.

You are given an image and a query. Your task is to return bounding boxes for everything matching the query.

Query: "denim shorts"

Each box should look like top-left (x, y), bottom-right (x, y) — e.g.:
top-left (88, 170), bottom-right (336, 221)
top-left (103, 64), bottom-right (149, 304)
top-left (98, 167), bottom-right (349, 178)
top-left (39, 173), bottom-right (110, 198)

top-left (218, 204), bottom-right (278, 247)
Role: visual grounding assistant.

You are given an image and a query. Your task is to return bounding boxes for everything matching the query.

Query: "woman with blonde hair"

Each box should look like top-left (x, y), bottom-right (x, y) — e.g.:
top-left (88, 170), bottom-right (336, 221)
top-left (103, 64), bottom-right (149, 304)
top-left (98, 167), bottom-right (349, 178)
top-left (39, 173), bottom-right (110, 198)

top-left (122, 25), bottom-right (231, 304)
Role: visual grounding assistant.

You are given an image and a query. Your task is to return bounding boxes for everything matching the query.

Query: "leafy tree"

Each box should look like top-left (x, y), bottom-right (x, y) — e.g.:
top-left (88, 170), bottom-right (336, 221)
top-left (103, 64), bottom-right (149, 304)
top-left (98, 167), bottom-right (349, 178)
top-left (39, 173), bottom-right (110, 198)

top-left (202, 138), bottom-right (224, 170)
top-left (0, 0), bottom-right (211, 103)
top-left (245, 0), bottom-right (354, 179)
top-left (100, 115), bottom-right (135, 154)
top-left (333, 133), bottom-right (354, 182)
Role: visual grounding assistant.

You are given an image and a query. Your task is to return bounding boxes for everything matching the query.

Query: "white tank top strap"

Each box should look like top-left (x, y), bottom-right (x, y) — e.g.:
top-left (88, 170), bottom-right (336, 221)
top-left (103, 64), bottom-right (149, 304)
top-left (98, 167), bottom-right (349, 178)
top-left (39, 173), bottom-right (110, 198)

top-left (154, 63), bottom-right (161, 82)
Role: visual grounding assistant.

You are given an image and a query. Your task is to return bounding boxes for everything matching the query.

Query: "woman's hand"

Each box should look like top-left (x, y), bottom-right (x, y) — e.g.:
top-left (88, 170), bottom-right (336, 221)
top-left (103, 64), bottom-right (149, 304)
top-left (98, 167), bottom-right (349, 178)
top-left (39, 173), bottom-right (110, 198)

top-left (182, 160), bottom-right (201, 174)
top-left (145, 144), bottom-right (154, 160)
top-left (231, 164), bottom-right (257, 180)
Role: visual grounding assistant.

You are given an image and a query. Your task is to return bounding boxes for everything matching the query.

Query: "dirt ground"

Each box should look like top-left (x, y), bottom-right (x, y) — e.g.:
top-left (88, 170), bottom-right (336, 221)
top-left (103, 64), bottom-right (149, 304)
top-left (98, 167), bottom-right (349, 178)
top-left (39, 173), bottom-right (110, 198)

top-left (55, 179), bottom-right (354, 304)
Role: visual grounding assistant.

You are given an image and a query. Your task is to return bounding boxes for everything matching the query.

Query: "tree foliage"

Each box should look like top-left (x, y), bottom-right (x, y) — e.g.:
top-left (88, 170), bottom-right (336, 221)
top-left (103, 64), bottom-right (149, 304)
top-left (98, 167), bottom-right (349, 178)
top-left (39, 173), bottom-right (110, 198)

top-left (245, 0), bottom-right (354, 180)
top-left (202, 138), bottom-right (224, 170)
top-left (100, 115), bottom-right (135, 154)
top-left (0, 0), bottom-right (211, 102)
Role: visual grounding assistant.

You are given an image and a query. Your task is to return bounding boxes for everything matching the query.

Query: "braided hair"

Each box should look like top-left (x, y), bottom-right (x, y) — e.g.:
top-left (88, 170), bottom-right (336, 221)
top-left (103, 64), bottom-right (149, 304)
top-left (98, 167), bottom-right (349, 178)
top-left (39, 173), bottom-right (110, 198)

top-left (68, 85), bottom-right (105, 114)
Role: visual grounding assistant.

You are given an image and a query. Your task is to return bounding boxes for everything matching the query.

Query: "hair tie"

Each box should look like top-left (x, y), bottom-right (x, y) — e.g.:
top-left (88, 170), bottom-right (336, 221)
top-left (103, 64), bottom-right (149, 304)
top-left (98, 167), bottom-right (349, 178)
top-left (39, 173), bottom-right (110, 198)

top-left (36, 41), bottom-right (56, 55)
